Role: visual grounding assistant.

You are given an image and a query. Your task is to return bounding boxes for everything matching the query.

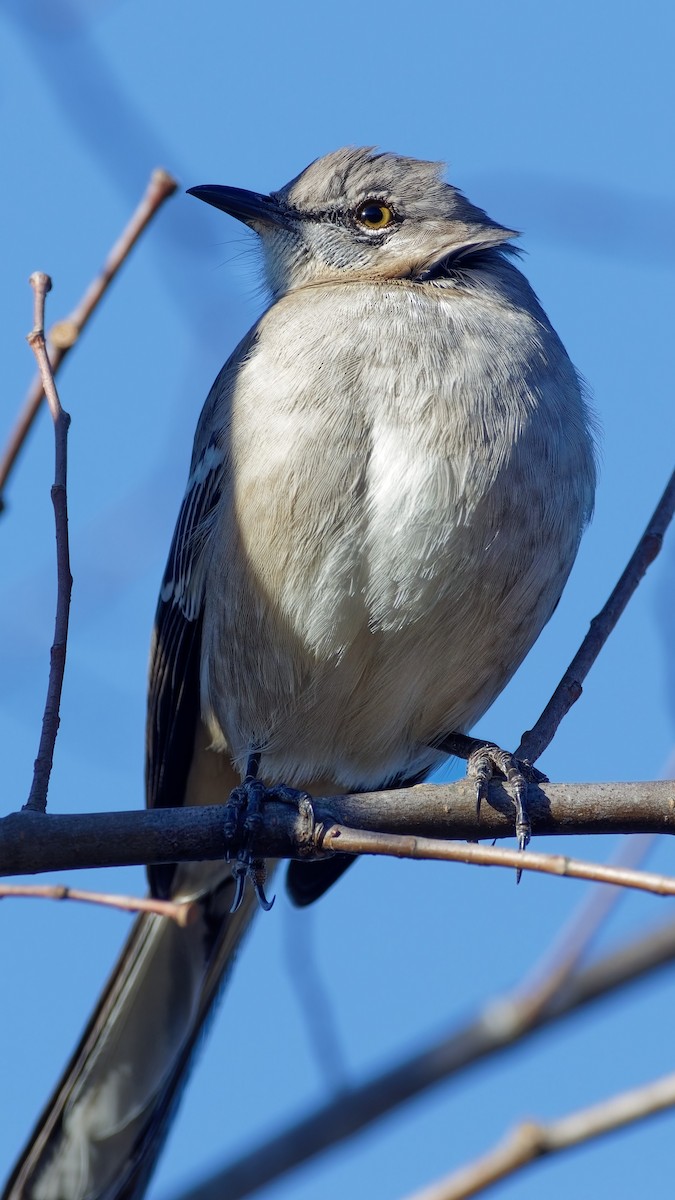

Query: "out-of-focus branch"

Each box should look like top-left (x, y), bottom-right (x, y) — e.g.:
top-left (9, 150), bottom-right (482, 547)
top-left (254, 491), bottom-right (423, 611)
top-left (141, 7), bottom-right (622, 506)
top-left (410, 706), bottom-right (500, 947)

top-left (1, 780), bottom-right (674, 878)
top-left (0, 168), bottom-right (178, 510)
top-left (406, 1070), bottom-right (675, 1200)
top-left (510, 833), bottom-right (654, 1021)
top-left (165, 917), bottom-right (675, 1200)
top-left (516, 467), bottom-right (675, 763)
top-left (24, 274), bottom-right (72, 814)
top-left (0, 882), bottom-right (195, 926)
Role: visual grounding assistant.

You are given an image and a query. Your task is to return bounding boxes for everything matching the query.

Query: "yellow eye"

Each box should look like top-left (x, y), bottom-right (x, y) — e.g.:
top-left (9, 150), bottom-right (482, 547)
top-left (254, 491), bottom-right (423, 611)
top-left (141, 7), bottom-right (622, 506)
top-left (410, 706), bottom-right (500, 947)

top-left (355, 201), bottom-right (394, 230)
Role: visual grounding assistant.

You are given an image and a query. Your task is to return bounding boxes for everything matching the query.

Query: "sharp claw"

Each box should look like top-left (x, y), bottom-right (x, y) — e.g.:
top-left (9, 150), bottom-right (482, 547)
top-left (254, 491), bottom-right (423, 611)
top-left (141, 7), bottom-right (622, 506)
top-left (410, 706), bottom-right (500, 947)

top-left (253, 876), bottom-right (275, 911)
top-left (230, 858), bottom-right (276, 912)
top-left (513, 788), bottom-right (531, 853)
top-left (230, 864), bottom-right (247, 914)
top-left (513, 782), bottom-right (529, 885)
top-left (475, 782), bottom-right (482, 820)
top-left (250, 858), bottom-right (274, 910)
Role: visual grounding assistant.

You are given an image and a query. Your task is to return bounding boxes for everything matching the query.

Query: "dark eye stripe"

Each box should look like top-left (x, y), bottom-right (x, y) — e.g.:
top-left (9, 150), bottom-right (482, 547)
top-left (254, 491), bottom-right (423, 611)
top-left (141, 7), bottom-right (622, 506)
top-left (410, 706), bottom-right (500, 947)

top-left (280, 201), bottom-right (399, 231)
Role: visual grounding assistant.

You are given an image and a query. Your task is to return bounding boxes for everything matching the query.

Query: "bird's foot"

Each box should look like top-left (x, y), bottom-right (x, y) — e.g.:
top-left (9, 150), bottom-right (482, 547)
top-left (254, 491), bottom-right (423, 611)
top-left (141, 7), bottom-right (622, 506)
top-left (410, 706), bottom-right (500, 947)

top-left (467, 742), bottom-right (540, 846)
top-left (439, 732), bottom-right (545, 881)
top-left (225, 754), bottom-right (314, 912)
top-left (467, 739), bottom-right (546, 882)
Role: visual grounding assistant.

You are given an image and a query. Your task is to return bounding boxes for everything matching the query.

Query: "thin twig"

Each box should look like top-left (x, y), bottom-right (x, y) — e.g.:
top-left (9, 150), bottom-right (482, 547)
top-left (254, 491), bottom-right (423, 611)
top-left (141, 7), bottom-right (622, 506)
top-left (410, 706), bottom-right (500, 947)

top-left (0, 882), bottom-right (196, 927)
top-left (24, 274), bottom-right (72, 813)
top-left (0, 168), bottom-right (178, 510)
top-left (406, 1070), bottom-right (675, 1200)
top-left (322, 824), bottom-right (675, 899)
top-left (165, 917), bottom-right (675, 1200)
top-left (517, 468), bottom-right (675, 763)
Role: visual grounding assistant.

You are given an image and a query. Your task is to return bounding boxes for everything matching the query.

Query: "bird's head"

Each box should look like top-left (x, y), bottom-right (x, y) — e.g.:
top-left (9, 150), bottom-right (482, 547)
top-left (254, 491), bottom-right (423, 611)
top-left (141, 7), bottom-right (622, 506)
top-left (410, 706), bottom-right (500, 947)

top-left (188, 146), bottom-right (517, 298)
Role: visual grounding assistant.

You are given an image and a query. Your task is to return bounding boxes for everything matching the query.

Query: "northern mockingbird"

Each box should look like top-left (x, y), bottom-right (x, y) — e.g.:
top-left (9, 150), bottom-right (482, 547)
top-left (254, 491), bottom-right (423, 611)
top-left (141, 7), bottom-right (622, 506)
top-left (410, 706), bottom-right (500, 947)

top-left (5, 147), bottom-right (596, 1200)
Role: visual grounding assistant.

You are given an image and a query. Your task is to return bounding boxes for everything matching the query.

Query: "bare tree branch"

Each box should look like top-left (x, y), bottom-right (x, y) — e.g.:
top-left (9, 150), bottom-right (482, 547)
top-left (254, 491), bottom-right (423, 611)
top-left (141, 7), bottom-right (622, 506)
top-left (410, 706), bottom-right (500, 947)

top-left (0, 882), bottom-right (195, 926)
top-left (0, 168), bottom-right (178, 510)
top-left (165, 917), bottom-right (675, 1200)
top-left (321, 824), bottom-right (675, 896)
top-left (516, 467), bottom-right (675, 763)
top-left (24, 273), bottom-right (72, 814)
top-left (406, 1070), bottom-right (675, 1200)
top-left (2, 781), bottom-right (674, 878)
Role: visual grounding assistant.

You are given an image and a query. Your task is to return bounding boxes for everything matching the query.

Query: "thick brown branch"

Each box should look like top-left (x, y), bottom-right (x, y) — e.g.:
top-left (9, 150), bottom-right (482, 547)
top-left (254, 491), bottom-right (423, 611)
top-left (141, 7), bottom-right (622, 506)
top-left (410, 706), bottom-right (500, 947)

top-left (166, 917), bottom-right (675, 1200)
top-left (517, 467), bottom-right (675, 762)
top-left (24, 274), bottom-right (72, 813)
top-left (0, 168), bottom-right (178, 509)
top-left (1, 781), bottom-right (674, 878)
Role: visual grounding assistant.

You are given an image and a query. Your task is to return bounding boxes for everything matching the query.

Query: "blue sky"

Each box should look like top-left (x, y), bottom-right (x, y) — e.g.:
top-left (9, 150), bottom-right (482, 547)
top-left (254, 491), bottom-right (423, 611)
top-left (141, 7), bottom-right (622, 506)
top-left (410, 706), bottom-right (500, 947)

top-left (1, 2), bottom-right (674, 1198)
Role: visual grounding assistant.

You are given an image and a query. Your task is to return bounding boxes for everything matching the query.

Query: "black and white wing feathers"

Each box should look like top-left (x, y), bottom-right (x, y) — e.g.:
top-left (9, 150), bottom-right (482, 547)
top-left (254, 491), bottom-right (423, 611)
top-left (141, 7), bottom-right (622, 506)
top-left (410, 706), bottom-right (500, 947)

top-left (145, 424), bottom-right (224, 896)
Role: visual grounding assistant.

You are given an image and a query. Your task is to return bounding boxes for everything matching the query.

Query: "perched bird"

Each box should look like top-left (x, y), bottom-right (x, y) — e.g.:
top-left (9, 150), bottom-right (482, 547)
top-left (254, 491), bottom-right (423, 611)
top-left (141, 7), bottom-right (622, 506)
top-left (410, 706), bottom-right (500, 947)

top-left (5, 147), bottom-right (596, 1200)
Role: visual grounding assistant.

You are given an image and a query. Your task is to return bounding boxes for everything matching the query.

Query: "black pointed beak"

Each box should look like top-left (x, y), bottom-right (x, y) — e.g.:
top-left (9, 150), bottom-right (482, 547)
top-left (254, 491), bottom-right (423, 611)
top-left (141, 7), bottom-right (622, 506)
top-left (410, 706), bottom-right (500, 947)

top-left (186, 184), bottom-right (286, 230)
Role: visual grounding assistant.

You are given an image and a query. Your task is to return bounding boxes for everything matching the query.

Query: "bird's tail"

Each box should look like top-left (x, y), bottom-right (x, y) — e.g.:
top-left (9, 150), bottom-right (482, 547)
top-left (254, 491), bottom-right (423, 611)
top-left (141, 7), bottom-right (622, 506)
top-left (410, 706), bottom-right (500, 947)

top-left (3, 870), bottom-right (260, 1200)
